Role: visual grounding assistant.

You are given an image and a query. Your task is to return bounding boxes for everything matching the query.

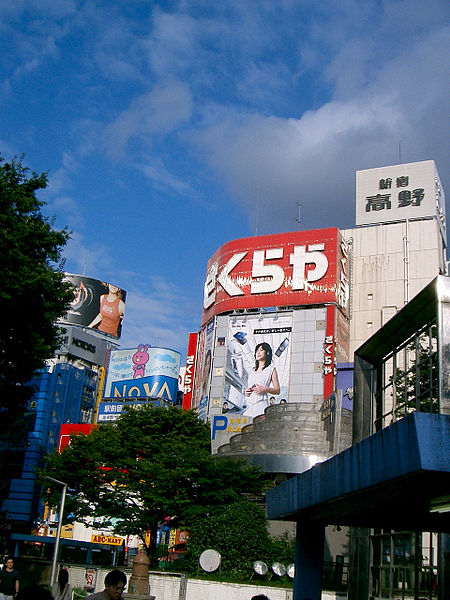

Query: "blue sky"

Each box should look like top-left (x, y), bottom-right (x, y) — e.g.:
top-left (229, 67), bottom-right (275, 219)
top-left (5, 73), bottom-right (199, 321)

top-left (2, 0), bottom-right (449, 358)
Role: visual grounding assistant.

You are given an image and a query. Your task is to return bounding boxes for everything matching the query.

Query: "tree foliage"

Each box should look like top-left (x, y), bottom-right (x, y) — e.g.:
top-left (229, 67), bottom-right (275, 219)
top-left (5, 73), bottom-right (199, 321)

top-left (0, 155), bottom-right (72, 416)
top-left (41, 405), bottom-right (266, 559)
top-left (389, 325), bottom-right (438, 418)
top-left (182, 499), bottom-right (295, 580)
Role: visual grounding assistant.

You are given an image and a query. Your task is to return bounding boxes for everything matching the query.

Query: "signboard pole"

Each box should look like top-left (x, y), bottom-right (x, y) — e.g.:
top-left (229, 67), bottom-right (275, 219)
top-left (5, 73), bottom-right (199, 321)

top-left (46, 476), bottom-right (67, 586)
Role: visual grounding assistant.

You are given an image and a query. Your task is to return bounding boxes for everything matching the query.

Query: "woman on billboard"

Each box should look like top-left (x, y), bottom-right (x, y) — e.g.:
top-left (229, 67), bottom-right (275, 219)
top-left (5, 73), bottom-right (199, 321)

top-left (88, 283), bottom-right (125, 338)
top-left (243, 342), bottom-right (280, 418)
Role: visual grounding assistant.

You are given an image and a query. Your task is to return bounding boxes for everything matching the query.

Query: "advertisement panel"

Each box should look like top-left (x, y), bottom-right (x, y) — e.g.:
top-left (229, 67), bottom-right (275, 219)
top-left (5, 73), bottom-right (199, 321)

top-left (356, 160), bottom-right (446, 234)
top-left (58, 325), bottom-right (109, 366)
top-left (58, 423), bottom-right (96, 452)
top-left (223, 313), bottom-right (292, 417)
top-left (182, 333), bottom-right (198, 410)
top-left (60, 274), bottom-right (127, 339)
top-left (103, 345), bottom-right (180, 403)
top-left (202, 228), bottom-right (342, 325)
top-left (97, 400), bottom-right (160, 422)
top-left (192, 320), bottom-right (215, 419)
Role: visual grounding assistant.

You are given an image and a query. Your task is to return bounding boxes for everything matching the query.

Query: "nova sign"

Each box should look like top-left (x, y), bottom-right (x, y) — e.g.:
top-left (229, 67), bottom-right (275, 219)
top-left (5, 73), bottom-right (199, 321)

top-left (202, 228), bottom-right (346, 325)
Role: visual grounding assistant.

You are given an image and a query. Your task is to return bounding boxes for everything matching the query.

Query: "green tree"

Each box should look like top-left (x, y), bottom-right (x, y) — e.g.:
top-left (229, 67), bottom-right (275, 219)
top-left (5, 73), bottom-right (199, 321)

top-left (183, 499), bottom-right (270, 579)
top-left (0, 155), bottom-right (72, 418)
top-left (41, 405), bottom-right (266, 560)
top-left (389, 325), bottom-right (438, 418)
top-left (183, 499), bottom-right (295, 580)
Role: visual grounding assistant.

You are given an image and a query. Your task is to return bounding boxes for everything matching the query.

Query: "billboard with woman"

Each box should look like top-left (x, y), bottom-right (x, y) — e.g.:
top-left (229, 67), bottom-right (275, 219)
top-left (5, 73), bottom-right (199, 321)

top-left (223, 313), bottom-right (292, 419)
top-left (59, 274), bottom-right (127, 339)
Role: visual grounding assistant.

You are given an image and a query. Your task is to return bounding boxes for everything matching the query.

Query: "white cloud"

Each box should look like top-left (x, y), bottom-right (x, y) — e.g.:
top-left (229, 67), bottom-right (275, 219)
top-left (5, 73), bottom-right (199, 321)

top-left (138, 156), bottom-right (193, 196)
top-left (103, 80), bottom-right (193, 159)
top-left (186, 13), bottom-right (449, 233)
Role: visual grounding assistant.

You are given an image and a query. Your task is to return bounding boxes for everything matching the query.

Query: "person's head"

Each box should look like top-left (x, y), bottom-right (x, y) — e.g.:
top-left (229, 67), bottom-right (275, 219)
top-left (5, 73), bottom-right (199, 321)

top-left (269, 396), bottom-right (276, 405)
top-left (104, 569), bottom-right (127, 600)
top-left (251, 595), bottom-right (270, 600)
top-left (4, 557), bottom-right (14, 570)
top-left (58, 568), bottom-right (69, 588)
top-left (254, 342), bottom-right (273, 369)
top-left (107, 283), bottom-right (122, 298)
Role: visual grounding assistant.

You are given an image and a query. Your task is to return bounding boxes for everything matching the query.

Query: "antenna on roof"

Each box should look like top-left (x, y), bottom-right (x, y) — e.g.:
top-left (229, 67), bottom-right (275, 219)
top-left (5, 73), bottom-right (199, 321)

top-left (294, 202), bottom-right (303, 230)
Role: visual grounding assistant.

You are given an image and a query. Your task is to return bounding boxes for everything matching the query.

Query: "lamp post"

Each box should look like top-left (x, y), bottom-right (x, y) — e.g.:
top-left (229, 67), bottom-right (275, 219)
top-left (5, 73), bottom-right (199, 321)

top-left (45, 476), bottom-right (67, 586)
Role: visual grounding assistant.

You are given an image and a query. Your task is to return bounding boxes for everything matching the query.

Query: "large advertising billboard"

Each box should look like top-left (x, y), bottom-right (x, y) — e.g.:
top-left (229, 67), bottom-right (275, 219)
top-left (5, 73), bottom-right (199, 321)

top-left (103, 345), bottom-right (181, 403)
top-left (60, 274), bottom-right (127, 339)
top-left (356, 160), bottom-right (446, 235)
top-left (222, 313), bottom-right (292, 418)
top-left (192, 320), bottom-right (215, 420)
top-left (202, 228), bottom-right (345, 325)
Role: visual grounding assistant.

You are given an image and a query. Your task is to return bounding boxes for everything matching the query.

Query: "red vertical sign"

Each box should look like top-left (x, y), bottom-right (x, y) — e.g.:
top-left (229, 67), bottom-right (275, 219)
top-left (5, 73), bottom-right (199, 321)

top-left (324, 305), bottom-right (336, 400)
top-left (182, 332), bottom-right (198, 410)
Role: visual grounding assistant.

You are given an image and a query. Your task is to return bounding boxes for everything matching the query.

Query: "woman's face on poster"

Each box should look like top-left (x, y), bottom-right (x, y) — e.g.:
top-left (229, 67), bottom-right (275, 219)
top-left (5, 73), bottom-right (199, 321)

top-left (255, 345), bottom-right (267, 361)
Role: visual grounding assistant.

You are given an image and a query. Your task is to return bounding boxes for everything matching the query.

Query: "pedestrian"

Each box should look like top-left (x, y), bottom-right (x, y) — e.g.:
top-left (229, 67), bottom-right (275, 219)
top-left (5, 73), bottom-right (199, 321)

top-left (52, 568), bottom-right (72, 600)
top-left (0, 557), bottom-right (19, 600)
top-left (86, 569), bottom-right (127, 600)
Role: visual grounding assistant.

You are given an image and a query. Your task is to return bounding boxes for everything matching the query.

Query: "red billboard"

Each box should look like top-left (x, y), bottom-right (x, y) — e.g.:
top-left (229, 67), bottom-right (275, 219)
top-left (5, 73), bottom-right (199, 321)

top-left (202, 228), bottom-right (348, 325)
top-left (58, 423), bottom-right (96, 453)
top-left (182, 333), bottom-right (198, 410)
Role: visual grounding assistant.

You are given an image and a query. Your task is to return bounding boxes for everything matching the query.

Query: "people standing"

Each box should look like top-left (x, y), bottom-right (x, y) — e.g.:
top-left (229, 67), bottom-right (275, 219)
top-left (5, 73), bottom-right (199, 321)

top-left (52, 568), bottom-right (72, 600)
top-left (86, 569), bottom-right (127, 600)
top-left (0, 557), bottom-right (19, 600)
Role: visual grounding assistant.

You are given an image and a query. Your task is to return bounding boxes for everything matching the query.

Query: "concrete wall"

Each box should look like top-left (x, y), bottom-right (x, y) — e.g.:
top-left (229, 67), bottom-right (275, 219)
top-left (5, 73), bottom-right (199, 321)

top-left (342, 218), bottom-right (445, 358)
top-left (56, 564), bottom-right (345, 600)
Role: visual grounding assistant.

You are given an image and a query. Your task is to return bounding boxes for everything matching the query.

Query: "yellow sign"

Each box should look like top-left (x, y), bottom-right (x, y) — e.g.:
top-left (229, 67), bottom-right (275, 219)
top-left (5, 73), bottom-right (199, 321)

top-left (61, 525), bottom-right (73, 539)
top-left (91, 534), bottom-right (123, 546)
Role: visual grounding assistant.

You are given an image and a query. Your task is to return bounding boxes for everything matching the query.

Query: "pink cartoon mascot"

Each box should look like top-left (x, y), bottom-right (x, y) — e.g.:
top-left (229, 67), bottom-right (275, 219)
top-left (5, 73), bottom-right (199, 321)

top-left (132, 344), bottom-right (150, 379)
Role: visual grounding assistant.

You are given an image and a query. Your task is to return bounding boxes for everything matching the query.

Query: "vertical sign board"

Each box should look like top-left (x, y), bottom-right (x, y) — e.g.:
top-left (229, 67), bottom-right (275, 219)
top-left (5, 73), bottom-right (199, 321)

top-left (182, 332), bottom-right (198, 410)
top-left (192, 319), bottom-right (215, 420)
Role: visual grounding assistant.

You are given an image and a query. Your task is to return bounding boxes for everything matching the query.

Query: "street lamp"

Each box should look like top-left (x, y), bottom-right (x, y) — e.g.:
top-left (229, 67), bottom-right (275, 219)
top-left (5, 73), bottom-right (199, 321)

top-left (45, 476), bottom-right (67, 586)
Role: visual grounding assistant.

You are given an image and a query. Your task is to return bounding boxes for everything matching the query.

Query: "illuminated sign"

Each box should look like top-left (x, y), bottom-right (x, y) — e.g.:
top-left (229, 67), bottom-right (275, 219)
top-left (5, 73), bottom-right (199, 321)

top-left (202, 228), bottom-right (345, 325)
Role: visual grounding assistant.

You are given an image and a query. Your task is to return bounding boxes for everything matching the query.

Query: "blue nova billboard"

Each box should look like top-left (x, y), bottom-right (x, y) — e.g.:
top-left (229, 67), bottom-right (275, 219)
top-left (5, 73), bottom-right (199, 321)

top-left (103, 345), bottom-right (181, 403)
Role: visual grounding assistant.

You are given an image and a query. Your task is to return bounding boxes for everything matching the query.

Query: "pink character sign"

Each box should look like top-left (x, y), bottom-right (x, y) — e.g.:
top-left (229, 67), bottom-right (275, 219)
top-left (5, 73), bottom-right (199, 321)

top-left (132, 344), bottom-right (150, 379)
